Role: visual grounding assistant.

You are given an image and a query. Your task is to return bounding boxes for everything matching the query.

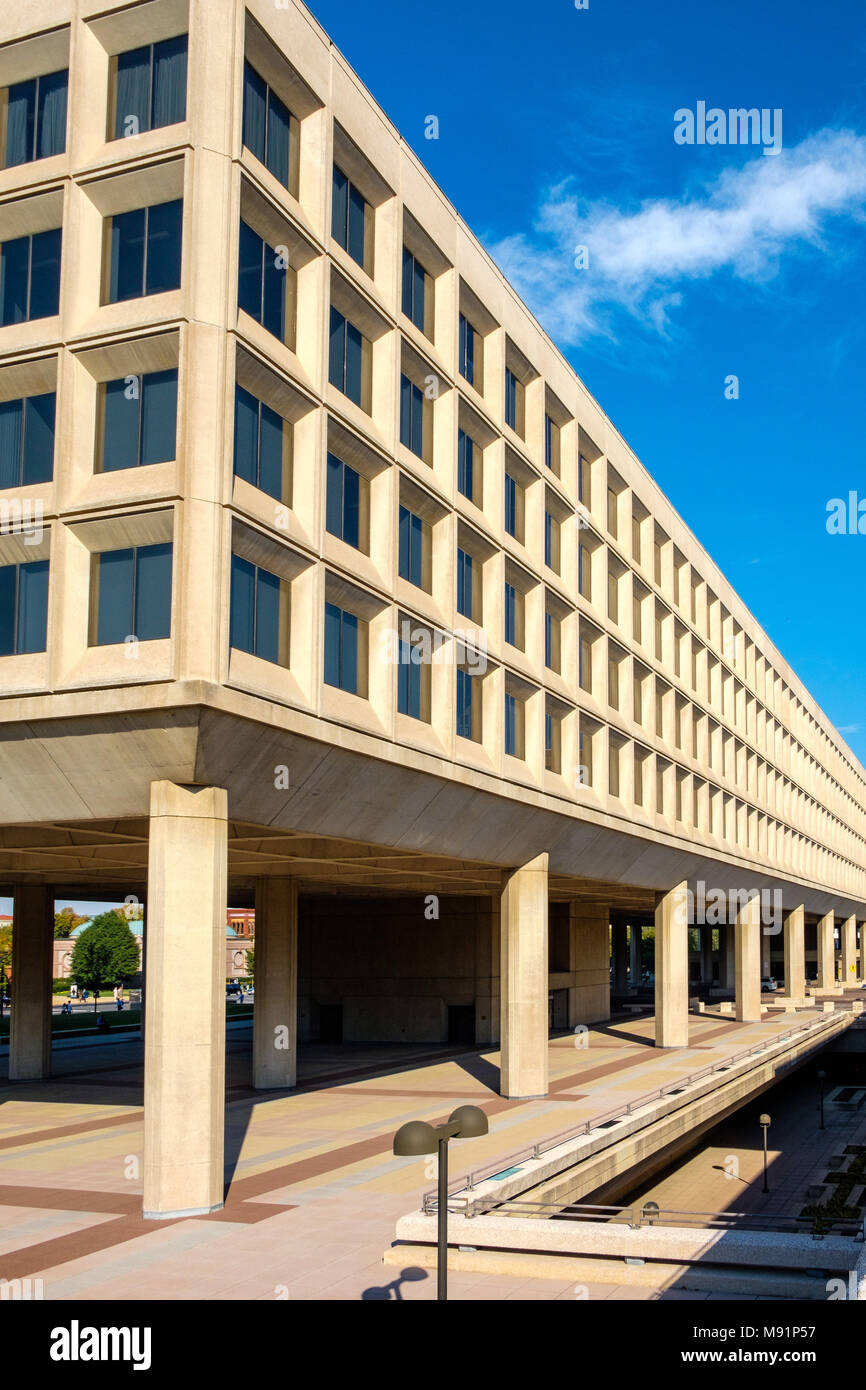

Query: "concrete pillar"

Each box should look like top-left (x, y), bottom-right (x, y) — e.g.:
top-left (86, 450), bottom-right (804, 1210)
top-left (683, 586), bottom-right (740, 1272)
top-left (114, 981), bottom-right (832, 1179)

top-left (612, 921), bottom-right (629, 994)
top-left (568, 904), bottom-right (610, 1026)
top-left (783, 904), bottom-right (806, 1001)
top-left (629, 923), bottom-right (642, 986)
top-left (143, 781), bottom-right (227, 1219)
top-left (735, 894), bottom-right (761, 1022)
top-left (816, 912), bottom-right (836, 990)
top-left (500, 853), bottom-right (548, 1098)
top-left (253, 877), bottom-right (298, 1089)
top-left (654, 881), bottom-right (689, 1048)
top-left (841, 915), bottom-right (857, 987)
top-left (9, 885), bottom-right (54, 1081)
top-left (475, 896), bottom-right (500, 1045)
top-left (701, 924), bottom-right (714, 984)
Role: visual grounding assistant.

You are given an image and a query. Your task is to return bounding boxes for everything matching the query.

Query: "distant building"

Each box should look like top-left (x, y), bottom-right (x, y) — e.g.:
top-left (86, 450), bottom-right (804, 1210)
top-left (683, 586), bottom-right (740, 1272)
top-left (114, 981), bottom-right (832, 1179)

top-left (51, 910), bottom-right (253, 981)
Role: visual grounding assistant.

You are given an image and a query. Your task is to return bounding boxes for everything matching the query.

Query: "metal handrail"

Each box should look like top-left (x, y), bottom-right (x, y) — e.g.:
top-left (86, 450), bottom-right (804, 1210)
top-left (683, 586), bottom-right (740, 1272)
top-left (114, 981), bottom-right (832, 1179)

top-left (420, 1192), bottom-right (866, 1239)
top-left (426, 1011), bottom-right (840, 1200)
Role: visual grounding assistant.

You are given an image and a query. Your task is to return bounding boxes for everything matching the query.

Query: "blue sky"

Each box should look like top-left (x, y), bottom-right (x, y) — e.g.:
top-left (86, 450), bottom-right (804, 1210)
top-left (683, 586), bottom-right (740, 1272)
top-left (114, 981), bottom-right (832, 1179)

top-left (311, 0), bottom-right (866, 764)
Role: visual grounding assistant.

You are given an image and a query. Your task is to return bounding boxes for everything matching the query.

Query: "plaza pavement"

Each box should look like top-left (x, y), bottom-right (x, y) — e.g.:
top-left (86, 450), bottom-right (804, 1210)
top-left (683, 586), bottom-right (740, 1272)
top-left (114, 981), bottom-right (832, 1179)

top-left (0, 1001), bottom-right (861, 1301)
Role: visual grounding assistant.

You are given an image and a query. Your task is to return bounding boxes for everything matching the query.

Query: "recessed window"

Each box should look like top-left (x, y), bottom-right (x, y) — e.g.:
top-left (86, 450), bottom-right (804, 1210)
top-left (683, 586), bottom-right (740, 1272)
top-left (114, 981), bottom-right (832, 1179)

top-left (578, 454), bottom-right (591, 507)
top-left (609, 738), bottom-right (620, 798)
top-left (456, 667), bottom-right (481, 742)
top-left (91, 543), bottom-right (172, 645)
top-left (608, 569), bottom-right (619, 624)
top-left (545, 611), bottom-right (560, 672)
top-left (99, 370), bottom-right (177, 472)
top-left (544, 509), bottom-right (561, 572)
top-left (111, 36), bottom-right (187, 138)
top-left (328, 306), bottom-right (367, 408)
top-left (578, 541), bottom-right (591, 600)
top-left (504, 691), bottom-right (524, 759)
top-left (607, 486), bottom-right (618, 538)
top-left (459, 313), bottom-right (478, 388)
top-left (238, 220), bottom-right (292, 342)
top-left (397, 626), bottom-right (430, 721)
top-left (504, 470), bottom-right (525, 543)
top-left (242, 61), bottom-right (294, 190)
top-left (505, 367), bottom-right (520, 432)
top-left (504, 581), bottom-right (518, 647)
top-left (2, 70), bottom-right (68, 166)
top-left (544, 415), bottom-right (560, 471)
top-left (457, 428), bottom-right (480, 504)
top-left (0, 228), bottom-right (61, 324)
top-left (324, 599), bottom-right (364, 695)
top-left (325, 452), bottom-right (361, 549)
top-left (398, 505), bottom-right (425, 588)
top-left (545, 710), bottom-right (561, 773)
top-left (233, 384), bottom-right (288, 501)
top-left (402, 247), bottom-right (429, 334)
top-left (0, 392), bottom-right (55, 486)
top-left (399, 373), bottom-right (425, 458)
top-left (331, 166), bottom-right (368, 270)
top-left (229, 553), bottom-right (288, 666)
top-left (457, 547), bottom-right (474, 621)
top-left (579, 633), bottom-right (592, 693)
top-left (107, 201), bottom-right (182, 302)
top-left (0, 560), bottom-right (48, 655)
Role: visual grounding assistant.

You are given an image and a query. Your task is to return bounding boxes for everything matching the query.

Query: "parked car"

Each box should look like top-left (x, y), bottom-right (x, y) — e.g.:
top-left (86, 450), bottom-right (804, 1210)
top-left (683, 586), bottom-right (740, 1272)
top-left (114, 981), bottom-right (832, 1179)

top-left (760, 976), bottom-right (778, 992)
top-left (226, 981), bottom-right (244, 1002)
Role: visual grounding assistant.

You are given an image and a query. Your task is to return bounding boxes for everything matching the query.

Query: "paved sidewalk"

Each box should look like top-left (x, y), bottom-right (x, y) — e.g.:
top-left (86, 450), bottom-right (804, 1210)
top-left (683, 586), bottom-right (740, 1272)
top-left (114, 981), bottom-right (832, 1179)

top-left (0, 1004), bottom-right (859, 1300)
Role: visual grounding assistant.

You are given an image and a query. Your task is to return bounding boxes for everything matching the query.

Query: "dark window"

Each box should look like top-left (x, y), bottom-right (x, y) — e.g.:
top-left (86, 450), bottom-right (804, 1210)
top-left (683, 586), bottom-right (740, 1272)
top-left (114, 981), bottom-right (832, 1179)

top-left (399, 374), bottom-right (424, 457)
top-left (401, 246), bottom-right (426, 331)
top-left (545, 414), bottom-right (553, 468)
top-left (0, 560), bottom-right (48, 655)
top-left (457, 547), bottom-right (473, 620)
top-left (504, 473), bottom-right (517, 538)
top-left (237, 220), bottom-right (287, 340)
top-left (229, 553), bottom-right (286, 665)
top-left (233, 384), bottom-right (285, 500)
top-left (0, 393), bottom-right (55, 487)
top-left (505, 367), bottom-right (518, 430)
top-left (242, 62), bottom-right (292, 189)
top-left (0, 228), bottom-right (61, 324)
top-left (324, 600), bottom-right (359, 694)
top-left (504, 582), bottom-right (516, 646)
top-left (107, 200), bottom-right (182, 302)
top-left (457, 429), bottom-right (475, 501)
top-left (101, 370), bottom-right (177, 471)
top-left (93, 543), bottom-right (172, 645)
top-left (544, 510), bottom-right (553, 567)
top-left (398, 505), bottom-right (424, 587)
top-left (4, 69), bottom-right (68, 166)
top-left (458, 313), bottom-right (475, 387)
top-left (397, 636), bottom-right (422, 719)
top-left (545, 712), bottom-right (553, 766)
top-left (504, 692), bottom-right (517, 756)
top-left (113, 36), bottom-right (187, 138)
top-left (331, 166), bottom-right (367, 269)
top-left (328, 306), bottom-right (364, 406)
top-left (544, 611), bottom-right (552, 667)
top-left (456, 667), bottom-right (474, 740)
top-left (325, 452), bottom-right (360, 548)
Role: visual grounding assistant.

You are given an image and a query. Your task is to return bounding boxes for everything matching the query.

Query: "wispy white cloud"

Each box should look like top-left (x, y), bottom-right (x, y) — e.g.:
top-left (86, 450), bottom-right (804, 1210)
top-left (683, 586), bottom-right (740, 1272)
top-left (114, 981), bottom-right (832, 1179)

top-left (487, 129), bottom-right (866, 344)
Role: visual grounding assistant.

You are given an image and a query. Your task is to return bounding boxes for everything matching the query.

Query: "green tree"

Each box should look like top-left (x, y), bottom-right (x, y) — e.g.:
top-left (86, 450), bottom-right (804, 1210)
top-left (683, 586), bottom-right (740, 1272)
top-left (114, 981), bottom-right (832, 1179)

top-left (70, 910), bottom-right (140, 1011)
top-left (54, 906), bottom-right (88, 938)
top-left (0, 924), bottom-right (12, 990)
top-left (244, 947), bottom-right (254, 978)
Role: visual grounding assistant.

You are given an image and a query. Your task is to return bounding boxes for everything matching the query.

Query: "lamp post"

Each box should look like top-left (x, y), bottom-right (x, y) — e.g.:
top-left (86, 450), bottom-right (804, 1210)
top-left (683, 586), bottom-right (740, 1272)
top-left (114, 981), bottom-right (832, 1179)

top-left (817, 1070), bottom-right (826, 1131)
top-left (759, 1113), bottom-right (771, 1193)
top-left (393, 1104), bottom-right (489, 1301)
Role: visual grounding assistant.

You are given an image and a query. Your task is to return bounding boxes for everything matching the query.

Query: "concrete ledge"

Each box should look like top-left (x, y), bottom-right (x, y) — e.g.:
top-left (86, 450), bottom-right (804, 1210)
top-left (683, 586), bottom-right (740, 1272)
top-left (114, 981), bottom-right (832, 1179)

top-left (385, 1241), bottom-right (840, 1298)
top-left (393, 1212), bottom-right (859, 1273)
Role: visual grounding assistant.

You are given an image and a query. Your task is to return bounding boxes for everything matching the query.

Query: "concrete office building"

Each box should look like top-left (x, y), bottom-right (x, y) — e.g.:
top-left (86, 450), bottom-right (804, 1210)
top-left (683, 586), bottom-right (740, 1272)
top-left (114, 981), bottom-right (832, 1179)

top-left (0, 0), bottom-right (863, 1220)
